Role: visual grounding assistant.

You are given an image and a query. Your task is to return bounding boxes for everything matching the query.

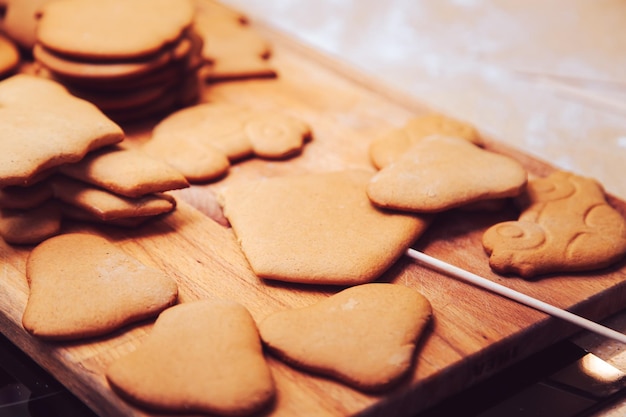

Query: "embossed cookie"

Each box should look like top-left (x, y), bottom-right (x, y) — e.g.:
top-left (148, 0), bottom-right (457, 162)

top-left (259, 283), bottom-right (432, 391)
top-left (483, 171), bottom-right (626, 278)
top-left (143, 103), bottom-right (311, 182)
top-left (219, 170), bottom-right (430, 285)
top-left (367, 135), bottom-right (527, 213)
top-left (59, 146), bottom-right (188, 198)
top-left (106, 300), bottom-right (275, 416)
top-left (0, 74), bottom-right (124, 188)
top-left (22, 233), bottom-right (178, 340)
top-left (369, 113), bottom-right (482, 169)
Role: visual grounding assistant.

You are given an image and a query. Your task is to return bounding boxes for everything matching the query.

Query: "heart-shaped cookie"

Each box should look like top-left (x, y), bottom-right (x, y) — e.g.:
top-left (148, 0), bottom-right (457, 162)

top-left (22, 233), bottom-right (178, 340)
top-left (219, 169), bottom-right (430, 285)
top-left (106, 300), bottom-right (275, 416)
top-left (258, 283), bottom-right (432, 392)
top-left (368, 113), bottom-right (482, 169)
top-left (367, 135), bottom-right (527, 213)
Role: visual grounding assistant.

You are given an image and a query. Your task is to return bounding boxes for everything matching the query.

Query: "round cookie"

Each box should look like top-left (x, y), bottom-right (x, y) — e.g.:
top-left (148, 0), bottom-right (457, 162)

top-left (36, 0), bottom-right (195, 60)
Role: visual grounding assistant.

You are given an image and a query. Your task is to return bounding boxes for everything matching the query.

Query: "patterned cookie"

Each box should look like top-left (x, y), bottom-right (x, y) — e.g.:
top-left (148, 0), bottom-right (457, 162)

top-left (369, 113), bottom-right (482, 169)
top-left (22, 233), bottom-right (178, 340)
top-left (36, 0), bottom-right (195, 60)
top-left (367, 135), bottom-right (527, 213)
top-left (483, 170), bottom-right (626, 278)
top-left (106, 300), bottom-right (275, 416)
top-left (0, 74), bottom-right (124, 188)
top-left (219, 170), bottom-right (430, 285)
top-left (143, 103), bottom-right (311, 182)
top-left (59, 146), bottom-right (188, 198)
top-left (259, 283), bottom-right (432, 391)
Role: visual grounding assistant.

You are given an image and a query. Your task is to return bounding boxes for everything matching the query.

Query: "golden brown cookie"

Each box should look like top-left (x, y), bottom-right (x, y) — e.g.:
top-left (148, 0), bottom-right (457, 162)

top-left (144, 103), bottom-right (311, 183)
top-left (219, 170), bottom-right (430, 285)
top-left (36, 0), bottom-right (195, 60)
top-left (259, 283), bottom-right (432, 391)
top-left (33, 31), bottom-right (195, 82)
top-left (0, 74), bottom-right (124, 188)
top-left (22, 233), bottom-right (178, 340)
top-left (195, 4), bottom-right (276, 82)
top-left (367, 135), bottom-right (527, 213)
top-left (106, 300), bottom-right (275, 416)
top-left (483, 170), bottom-right (626, 278)
top-left (369, 113), bottom-right (482, 169)
top-left (0, 0), bottom-right (54, 50)
top-left (59, 146), bottom-right (189, 198)
top-left (0, 33), bottom-right (20, 79)
top-left (0, 181), bottom-right (53, 209)
top-left (0, 200), bottom-right (61, 245)
top-left (59, 202), bottom-right (152, 228)
top-left (50, 175), bottom-right (176, 222)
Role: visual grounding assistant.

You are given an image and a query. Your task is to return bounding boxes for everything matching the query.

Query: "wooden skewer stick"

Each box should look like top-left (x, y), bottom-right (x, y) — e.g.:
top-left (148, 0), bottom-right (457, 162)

top-left (405, 248), bottom-right (626, 345)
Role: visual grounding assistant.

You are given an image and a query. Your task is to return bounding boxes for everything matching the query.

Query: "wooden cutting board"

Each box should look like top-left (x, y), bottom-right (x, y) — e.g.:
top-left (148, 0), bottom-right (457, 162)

top-left (2, 2), bottom-right (626, 416)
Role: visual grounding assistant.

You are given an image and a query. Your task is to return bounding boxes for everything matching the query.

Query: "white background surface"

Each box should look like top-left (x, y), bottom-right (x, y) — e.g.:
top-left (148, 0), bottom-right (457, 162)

top-left (222, 0), bottom-right (626, 199)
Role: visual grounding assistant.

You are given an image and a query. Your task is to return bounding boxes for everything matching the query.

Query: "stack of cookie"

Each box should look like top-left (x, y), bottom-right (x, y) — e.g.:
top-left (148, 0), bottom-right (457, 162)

top-left (0, 74), bottom-right (189, 245)
top-left (32, 0), bottom-right (204, 124)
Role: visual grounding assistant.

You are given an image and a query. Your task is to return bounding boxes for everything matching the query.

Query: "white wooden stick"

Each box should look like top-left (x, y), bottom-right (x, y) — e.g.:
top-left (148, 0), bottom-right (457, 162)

top-left (405, 248), bottom-right (626, 345)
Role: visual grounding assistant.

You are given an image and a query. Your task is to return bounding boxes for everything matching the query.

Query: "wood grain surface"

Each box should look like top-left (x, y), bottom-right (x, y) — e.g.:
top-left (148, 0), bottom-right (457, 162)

top-left (2, 2), bottom-right (626, 416)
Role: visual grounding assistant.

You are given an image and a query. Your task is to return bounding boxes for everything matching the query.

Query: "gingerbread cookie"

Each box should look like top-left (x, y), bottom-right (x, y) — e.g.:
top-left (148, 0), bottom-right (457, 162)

top-left (22, 233), bottom-right (178, 340)
top-left (50, 176), bottom-right (177, 222)
top-left (0, 33), bottom-right (20, 79)
top-left (259, 283), bottom-right (432, 391)
top-left (219, 170), bottom-right (430, 285)
top-left (0, 0), bottom-right (54, 50)
top-left (106, 300), bottom-right (275, 416)
top-left (0, 74), bottom-right (124, 188)
top-left (0, 181), bottom-right (53, 209)
top-left (36, 0), bottom-right (194, 60)
top-left (369, 113), bottom-right (482, 169)
top-left (367, 135), bottom-right (527, 213)
top-left (483, 170), bottom-right (626, 278)
top-left (194, 2), bottom-right (276, 81)
top-left (144, 103), bottom-right (311, 182)
top-left (33, 0), bottom-right (203, 122)
top-left (59, 146), bottom-right (189, 198)
top-left (0, 200), bottom-right (61, 245)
